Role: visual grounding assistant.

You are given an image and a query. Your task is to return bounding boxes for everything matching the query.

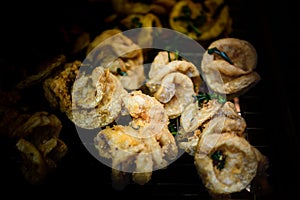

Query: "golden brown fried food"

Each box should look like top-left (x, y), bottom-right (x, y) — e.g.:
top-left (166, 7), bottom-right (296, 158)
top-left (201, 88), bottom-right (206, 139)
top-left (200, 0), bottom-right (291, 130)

top-left (194, 133), bottom-right (268, 195)
top-left (147, 52), bottom-right (201, 94)
top-left (94, 90), bottom-right (178, 187)
top-left (43, 60), bottom-right (81, 116)
top-left (86, 29), bottom-right (145, 90)
top-left (71, 66), bottom-right (127, 129)
top-left (120, 13), bottom-right (162, 46)
top-left (16, 138), bottom-right (48, 184)
top-left (111, 0), bottom-right (176, 15)
top-left (2, 111), bottom-right (68, 184)
top-left (201, 38), bottom-right (261, 97)
top-left (154, 72), bottom-right (196, 119)
top-left (179, 99), bottom-right (246, 155)
top-left (169, 0), bottom-right (232, 41)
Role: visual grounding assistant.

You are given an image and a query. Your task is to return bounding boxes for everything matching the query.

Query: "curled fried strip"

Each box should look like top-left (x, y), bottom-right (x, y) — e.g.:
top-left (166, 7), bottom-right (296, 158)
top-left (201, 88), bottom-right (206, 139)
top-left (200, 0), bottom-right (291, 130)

top-left (201, 38), bottom-right (260, 97)
top-left (94, 91), bottom-right (178, 186)
top-left (194, 133), bottom-right (266, 195)
top-left (71, 67), bottom-right (127, 129)
top-left (147, 55), bottom-right (201, 94)
top-left (86, 29), bottom-right (145, 90)
top-left (16, 138), bottom-right (47, 184)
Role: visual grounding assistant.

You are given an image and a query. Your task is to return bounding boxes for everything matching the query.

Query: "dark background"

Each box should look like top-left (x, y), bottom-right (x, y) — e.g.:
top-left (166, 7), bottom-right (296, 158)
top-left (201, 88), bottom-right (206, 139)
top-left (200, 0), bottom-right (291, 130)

top-left (0, 0), bottom-right (298, 199)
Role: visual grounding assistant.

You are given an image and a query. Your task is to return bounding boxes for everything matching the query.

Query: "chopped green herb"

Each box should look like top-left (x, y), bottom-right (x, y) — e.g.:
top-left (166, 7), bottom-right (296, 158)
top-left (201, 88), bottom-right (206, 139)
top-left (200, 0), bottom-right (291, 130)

top-left (117, 68), bottom-right (127, 76)
top-left (168, 117), bottom-right (179, 136)
top-left (211, 150), bottom-right (226, 170)
top-left (193, 92), bottom-right (226, 105)
top-left (208, 47), bottom-right (234, 65)
top-left (131, 17), bottom-right (143, 28)
top-left (173, 5), bottom-right (205, 36)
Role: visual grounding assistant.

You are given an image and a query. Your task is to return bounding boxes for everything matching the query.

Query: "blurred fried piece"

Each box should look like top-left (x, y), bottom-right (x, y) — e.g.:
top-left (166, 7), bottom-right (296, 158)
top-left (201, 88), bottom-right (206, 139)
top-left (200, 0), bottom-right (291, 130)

top-left (120, 13), bottom-right (162, 46)
top-left (43, 60), bottom-right (81, 116)
top-left (0, 109), bottom-right (67, 184)
top-left (16, 54), bottom-right (66, 89)
top-left (111, 0), bottom-right (176, 15)
top-left (16, 138), bottom-right (48, 184)
top-left (169, 0), bottom-right (232, 41)
top-left (201, 38), bottom-right (260, 98)
top-left (86, 29), bottom-right (145, 90)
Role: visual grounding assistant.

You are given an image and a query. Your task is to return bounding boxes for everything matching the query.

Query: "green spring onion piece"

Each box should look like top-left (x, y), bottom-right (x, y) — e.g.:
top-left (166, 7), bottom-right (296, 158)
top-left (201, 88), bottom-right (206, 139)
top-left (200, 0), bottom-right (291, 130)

top-left (208, 47), bottom-right (234, 65)
top-left (117, 68), bottom-right (127, 76)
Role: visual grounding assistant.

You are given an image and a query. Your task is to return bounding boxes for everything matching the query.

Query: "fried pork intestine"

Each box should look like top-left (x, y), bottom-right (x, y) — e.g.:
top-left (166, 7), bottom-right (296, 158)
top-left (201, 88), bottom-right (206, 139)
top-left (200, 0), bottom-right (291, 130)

top-left (201, 38), bottom-right (261, 97)
top-left (111, 0), bottom-right (177, 15)
top-left (179, 99), bottom-right (246, 155)
top-left (43, 60), bottom-right (81, 117)
top-left (169, 0), bottom-right (232, 41)
top-left (120, 13), bottom-right (162, 47)
top-left (154, 72), bottom-right (196, 119)
top-left (94, 90), bottom-right (178, 186)
top-left (71, 66), bottom-right (127, 129)
top-left (86, 29), bottom-right (145, 90)
top-left (147, 51), bottom-right (201, 93)
top-left (194, 133), bottom-right (269, 195)
top-left (1, 110), bottom-right (68, 184)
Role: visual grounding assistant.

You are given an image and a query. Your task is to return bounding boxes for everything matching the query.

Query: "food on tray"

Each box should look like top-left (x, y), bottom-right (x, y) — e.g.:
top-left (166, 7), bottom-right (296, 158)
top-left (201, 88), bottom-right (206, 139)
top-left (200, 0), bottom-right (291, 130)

top-left (201, 37), bottom-right (261, 98)
top-left (169, 0), bottom-right (232, 41)
top-left (94, 90), bottom-right (178, 187)
top-left (194, 133), bottom-right (268, 195)
top-left (179, 98), bottom-right (246, 155)
top-left (86, 29), bottom-right (145, 90)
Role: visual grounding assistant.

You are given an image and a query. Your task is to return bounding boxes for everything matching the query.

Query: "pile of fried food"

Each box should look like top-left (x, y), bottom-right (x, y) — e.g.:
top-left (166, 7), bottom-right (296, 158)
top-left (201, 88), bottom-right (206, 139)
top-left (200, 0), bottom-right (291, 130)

top-left (0, 0), bottom-right (269, 197)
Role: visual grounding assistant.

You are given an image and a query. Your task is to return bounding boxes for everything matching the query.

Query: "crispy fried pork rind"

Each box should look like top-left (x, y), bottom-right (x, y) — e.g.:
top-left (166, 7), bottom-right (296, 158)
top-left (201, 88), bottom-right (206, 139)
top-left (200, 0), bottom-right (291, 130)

top-left (86, 29), bottom-right (145, 90)
top-left (147, 52), bottom-right (202, 94)
top-left (194, 133), bottom-right (267, 195)
top-left (179, 100), bottom-right (247, 156)
top-left (1, 111), bottom-right (68, 184)
top-left (94, 91), bottom-right (179, 186)
top-left (201, 38), bottom-right (261, 98)
top-left (154, 72), bottom-right (197, 119)
top-left (71, 66), bottom-right (127, 129)
top-left (43, 60), bottom-right (81, 116)
top-left (169, 0), bottom-right (232, 41)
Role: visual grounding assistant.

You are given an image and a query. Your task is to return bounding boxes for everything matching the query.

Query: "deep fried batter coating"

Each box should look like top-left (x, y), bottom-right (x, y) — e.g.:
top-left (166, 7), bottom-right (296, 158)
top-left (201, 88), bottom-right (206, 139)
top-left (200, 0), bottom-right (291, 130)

top-left (86, 29), bottom-right (145, 90)
top-left (154, 72), bottom-right (196, 119)
top-left (194, 133), bottom-right (267, 195)
top-left (179, 100), bottom-right (247, 155)
top-left (94, 91), bottom-right (178, 186)
top-left (201, 38), bottom-right (260, 97)
top-left (43, 60), bottom-right (81, 116)
top-left (71, 66), bottom-right (127, 129)
top-left (147, 53), bottom-right (201, 94)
